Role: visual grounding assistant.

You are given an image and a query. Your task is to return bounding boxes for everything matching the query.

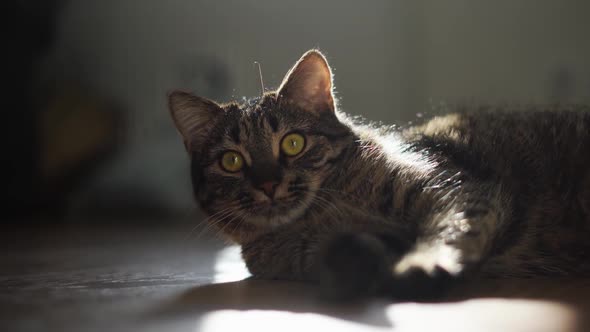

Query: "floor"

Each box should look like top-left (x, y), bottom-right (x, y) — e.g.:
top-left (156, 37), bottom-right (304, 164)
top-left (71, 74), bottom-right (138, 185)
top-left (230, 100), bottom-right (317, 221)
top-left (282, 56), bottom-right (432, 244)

top-left (2, 224), bottom-right (590, 332)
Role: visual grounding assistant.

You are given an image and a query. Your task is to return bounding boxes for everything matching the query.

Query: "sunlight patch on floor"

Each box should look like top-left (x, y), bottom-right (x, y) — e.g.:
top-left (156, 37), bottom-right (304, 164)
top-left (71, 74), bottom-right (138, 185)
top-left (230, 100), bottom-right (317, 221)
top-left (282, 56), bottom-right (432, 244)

top-left (212, 245), bottom-right (250, 283)
top-left (195, 294), bottom-right (579, 332)
top-left (197, 310), bottom-right (387, 332)
top-left (387, 298), bottom-right (578, 332)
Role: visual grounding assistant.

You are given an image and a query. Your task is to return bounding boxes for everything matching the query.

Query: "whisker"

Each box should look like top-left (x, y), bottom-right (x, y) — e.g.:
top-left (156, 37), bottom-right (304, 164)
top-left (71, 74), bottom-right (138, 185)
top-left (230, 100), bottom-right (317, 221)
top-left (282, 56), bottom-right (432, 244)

top-left (214, 211), bottom-right (248, 239)
top-left (311, 194), bottom-right (347, 220)
top-left (227, 210), bottom-right (250, 239)
top-left (184, 203), bottom-right (243, 242)
top-left (195, 209), bottom-right (238, 239)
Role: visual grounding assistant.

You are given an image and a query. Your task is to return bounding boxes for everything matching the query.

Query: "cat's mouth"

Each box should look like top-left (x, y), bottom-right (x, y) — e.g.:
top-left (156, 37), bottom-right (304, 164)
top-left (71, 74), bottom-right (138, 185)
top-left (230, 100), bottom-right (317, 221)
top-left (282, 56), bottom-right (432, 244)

top-left (250, 196), bottom-right (301, 216)
top-left (245, 192), bottom-right (311, 227)
top-left (208, 176), bottom-right (321, 237)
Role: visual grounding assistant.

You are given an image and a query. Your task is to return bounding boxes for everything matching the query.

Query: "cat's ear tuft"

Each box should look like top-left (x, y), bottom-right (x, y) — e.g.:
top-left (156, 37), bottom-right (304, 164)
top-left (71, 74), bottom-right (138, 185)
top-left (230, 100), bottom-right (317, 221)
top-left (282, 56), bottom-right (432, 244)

top-left (168, 90), bottom-right (223, 152)
top-left (277, 49), bottom-right (335, 115)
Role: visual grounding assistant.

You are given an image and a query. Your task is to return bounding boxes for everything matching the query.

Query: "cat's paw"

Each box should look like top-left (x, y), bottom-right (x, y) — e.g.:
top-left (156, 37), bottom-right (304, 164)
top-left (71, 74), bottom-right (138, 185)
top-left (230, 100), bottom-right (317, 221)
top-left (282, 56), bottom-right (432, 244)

top-left (387, 245), bottom-right (462, 301)
top-left (387, 265), bottom-right (456, 301)
top-left (317, 233), bottom-right (392, 300)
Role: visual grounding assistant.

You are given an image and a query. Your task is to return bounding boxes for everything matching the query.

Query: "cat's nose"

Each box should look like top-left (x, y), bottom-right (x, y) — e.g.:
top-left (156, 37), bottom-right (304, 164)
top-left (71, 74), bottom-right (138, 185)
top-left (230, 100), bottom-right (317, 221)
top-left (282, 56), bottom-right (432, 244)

top-left (258, 181), bottom-right (279, 198)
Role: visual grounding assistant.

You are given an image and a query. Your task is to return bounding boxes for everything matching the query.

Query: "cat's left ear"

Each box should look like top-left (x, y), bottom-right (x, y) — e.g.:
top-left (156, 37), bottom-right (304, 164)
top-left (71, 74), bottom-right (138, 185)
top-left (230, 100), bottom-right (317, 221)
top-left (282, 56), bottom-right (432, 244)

top-left (277, 49), bottom-right (335, 115)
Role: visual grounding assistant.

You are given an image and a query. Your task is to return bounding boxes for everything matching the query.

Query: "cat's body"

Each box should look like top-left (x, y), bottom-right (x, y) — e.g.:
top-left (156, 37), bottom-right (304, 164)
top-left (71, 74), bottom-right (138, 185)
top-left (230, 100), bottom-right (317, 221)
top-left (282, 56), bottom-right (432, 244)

top-left (169, 50), bottom-right (590, 299)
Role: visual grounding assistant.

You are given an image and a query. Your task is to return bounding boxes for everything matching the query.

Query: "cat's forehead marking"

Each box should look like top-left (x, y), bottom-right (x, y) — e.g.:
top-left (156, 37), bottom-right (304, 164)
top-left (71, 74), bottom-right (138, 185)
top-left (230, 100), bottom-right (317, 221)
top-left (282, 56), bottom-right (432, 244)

top-left (220, 95), bottom-right (297, 161)
top-left (241, 99), bottom-right (281, 140)
top-left (247, 115), bottom-right (275, 158)
top-left (238, 116), bottom-right (251, 144)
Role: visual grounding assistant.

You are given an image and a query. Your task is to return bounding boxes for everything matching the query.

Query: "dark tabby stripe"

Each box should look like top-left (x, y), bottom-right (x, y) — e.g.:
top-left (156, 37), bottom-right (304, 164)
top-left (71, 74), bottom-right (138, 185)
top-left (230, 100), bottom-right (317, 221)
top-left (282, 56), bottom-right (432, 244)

top-left (229, 124), bottom-right (241, 144)
top-left (267, 114), bottom-right (279, 132)
top-left (378, 181), bottom-right (395, 216)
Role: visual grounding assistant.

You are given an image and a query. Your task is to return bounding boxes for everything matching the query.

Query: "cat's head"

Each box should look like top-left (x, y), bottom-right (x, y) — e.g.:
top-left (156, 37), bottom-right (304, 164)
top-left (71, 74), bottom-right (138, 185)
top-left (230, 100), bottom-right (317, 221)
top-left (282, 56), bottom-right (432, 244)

top-left (169, 50), bottom-right (353, 243)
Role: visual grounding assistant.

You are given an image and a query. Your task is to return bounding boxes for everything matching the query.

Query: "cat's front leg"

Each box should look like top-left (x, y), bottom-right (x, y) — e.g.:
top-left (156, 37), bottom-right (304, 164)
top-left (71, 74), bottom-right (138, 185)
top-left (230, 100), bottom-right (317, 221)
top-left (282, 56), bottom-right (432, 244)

top-left (317, 230), bottom-right (412, 300)
top-left (240, 226), bottom-right (323, 282)
top-left (390, 193), bottom-right (507, 300)
top-left (240, 221), bottom-right (410, 294)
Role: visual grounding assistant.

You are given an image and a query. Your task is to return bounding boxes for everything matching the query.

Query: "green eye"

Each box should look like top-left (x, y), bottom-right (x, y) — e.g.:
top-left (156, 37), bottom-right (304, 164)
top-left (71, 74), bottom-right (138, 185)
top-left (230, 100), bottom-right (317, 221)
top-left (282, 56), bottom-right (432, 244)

top-left (281, 133), bottom-right (306, 156)
top-left (220, 151), bottom-right (244, 172)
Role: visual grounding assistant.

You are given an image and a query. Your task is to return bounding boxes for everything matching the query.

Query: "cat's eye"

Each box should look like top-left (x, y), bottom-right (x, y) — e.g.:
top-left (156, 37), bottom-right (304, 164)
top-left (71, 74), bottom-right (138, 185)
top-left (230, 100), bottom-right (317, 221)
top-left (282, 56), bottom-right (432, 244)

top-left (220, 151), bottom-right (244, 172)
top-left (281, 133), bottom-right (306, 156)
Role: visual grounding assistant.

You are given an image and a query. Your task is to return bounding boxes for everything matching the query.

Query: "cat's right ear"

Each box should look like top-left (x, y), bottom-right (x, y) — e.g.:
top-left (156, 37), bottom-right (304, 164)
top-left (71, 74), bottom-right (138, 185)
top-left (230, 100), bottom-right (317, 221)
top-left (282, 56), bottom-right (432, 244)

top-left (168, 90), bottom-right (223, 153)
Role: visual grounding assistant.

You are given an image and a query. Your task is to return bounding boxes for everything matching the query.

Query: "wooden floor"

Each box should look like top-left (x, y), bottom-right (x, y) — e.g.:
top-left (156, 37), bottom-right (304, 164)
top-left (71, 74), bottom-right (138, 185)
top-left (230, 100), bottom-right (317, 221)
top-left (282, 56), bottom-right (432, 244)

top-left (2, 224), bottom-right (590, 332)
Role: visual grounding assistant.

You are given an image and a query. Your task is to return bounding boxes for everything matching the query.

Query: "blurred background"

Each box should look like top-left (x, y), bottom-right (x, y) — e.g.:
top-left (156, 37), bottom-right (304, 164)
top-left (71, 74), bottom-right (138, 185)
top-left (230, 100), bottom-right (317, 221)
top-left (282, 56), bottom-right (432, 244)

top-left (7, 0), bottom-right (590, 224)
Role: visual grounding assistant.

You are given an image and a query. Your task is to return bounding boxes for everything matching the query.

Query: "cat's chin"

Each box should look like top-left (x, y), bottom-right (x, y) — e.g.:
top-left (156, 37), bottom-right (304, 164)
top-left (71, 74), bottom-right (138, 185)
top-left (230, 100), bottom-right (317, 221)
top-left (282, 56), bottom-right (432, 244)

top-left (248, 207), bottom-right (302, 228)
top-left (247, 198), bottom-right (310, 229)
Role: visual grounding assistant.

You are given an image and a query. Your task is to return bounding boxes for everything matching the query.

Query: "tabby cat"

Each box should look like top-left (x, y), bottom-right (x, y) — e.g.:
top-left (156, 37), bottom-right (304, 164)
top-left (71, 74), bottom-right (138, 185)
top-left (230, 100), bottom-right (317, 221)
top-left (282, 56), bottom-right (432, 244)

top-left (168, 50), bottom-right (590, 299)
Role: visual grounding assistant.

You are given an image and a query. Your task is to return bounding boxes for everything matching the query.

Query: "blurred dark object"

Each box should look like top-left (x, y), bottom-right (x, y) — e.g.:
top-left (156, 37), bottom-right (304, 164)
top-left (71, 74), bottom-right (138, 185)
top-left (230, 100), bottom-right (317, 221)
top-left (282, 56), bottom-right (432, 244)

top-left (3, 1), bottom-right (122, 221)
top-left (39, 86), bottom-right (124, 220)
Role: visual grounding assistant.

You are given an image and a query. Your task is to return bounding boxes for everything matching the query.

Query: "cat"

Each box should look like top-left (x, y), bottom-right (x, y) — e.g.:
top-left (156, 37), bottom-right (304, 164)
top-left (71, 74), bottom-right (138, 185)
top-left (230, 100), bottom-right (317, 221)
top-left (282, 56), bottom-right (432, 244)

top-left (168, 49), bottom-right (590, 300)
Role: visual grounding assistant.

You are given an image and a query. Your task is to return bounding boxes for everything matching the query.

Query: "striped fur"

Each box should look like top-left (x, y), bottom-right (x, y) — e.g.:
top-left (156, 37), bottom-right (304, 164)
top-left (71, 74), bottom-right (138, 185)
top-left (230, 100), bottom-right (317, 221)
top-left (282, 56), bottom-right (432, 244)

top-left (169, 50), bottom-right (590, 298)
